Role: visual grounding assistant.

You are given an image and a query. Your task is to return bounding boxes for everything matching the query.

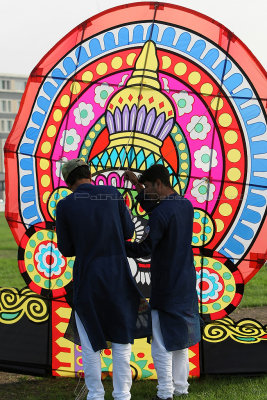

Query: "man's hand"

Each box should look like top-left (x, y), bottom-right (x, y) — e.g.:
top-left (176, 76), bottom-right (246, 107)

top-left (123, 171), bottom-right (144, 193)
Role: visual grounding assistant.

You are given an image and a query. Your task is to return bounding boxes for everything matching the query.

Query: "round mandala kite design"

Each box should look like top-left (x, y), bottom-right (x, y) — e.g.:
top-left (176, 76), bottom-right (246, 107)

top-left (18, 224), bottom-right (74, 298)
top-left (47, 187), bottom-right (72, 220)
top-left (5, 3), bottom-right (266, 318)
top-left (194, 251), bottom-right (244, 320)
top-left (192, 208), bottom-right (215, 246)
top-left (196, 268), bottom-right (224, 303)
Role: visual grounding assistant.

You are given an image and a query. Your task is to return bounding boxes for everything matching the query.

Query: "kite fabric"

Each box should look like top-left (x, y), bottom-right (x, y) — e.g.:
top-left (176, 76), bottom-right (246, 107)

top-left (2, 1), bottom-right (267, 377)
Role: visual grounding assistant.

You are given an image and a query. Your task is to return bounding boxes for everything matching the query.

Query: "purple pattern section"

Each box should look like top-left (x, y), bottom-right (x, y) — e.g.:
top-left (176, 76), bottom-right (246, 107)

top-left (105, 105), bottom-right (174, 141)
top-left (159, 118), bottom-right (174, 140)
top-left (106, 111), bottom-right (115, 134)
top-left (115, 107), bottom-right (122, 132)
top-left (74, 343), bottom-right (83, 377)
top-left (122, 105), bottom-right (129, 131)
top-left (130, 105), bottom-right (137, 131)
top-left (144, 108), bottom-right (156, 134)
top-left (136, 105), bottom-right (146, 132)
top-left (151, 113), bottom-right (165, 137)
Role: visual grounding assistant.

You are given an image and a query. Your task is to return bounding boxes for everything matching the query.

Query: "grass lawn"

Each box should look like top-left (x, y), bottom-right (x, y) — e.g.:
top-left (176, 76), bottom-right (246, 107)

top-left (1, 212), bottom-right (267, 308)
top-left (0, 374), bottom-right (267, 400)
top-left (240, 264), bottom-right (267, 308)
top-left (0, 373), bottom-right (267, 400)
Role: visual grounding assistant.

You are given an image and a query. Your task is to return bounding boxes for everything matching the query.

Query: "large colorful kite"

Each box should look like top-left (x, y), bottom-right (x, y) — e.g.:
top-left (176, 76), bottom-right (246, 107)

top-left (2, 2), bottom-right (267, 377)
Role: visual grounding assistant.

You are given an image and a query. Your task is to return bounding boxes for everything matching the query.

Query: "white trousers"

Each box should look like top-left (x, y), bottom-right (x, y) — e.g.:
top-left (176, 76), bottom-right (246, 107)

top-left (75, 313), bottom-right (132, 400)
top-left (151, 310), bottom-right (189, 399)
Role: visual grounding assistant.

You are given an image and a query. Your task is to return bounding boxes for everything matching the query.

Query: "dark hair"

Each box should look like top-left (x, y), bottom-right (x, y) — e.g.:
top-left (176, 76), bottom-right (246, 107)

top-left (66, 165), bottom-right (91, 186)
top-left (139, 164), bottom-right (171, 187)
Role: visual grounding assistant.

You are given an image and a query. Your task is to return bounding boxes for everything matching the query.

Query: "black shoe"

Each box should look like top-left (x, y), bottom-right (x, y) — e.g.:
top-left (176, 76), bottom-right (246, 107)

top-left (151, 396), bottom-right (173, 400)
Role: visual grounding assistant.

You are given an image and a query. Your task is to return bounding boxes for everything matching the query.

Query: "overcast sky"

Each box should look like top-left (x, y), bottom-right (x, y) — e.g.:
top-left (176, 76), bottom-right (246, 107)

top-left (1, 0), bottom-right (266, 76)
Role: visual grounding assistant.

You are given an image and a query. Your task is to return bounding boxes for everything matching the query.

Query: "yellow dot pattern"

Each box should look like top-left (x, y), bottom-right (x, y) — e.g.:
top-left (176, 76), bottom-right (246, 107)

top-left (70, 82), bottom-right (81, 94)
top-left (200, 83), bottom-right (213, 96)
top-left (227, 168), bottom-right (241, 182)
top-left (227, 149), bottom-right (241, 163)
top-left (188, 71), bottom-right (201, 85)
top-left (181, 162), bottom-right (188, 170)
top-left (41, 175), bottom-right (51, 188)
top-left (47, 125), bottom-right (57, 138)
top-left (224, 186), bottom-right (238, 200)
top-left (219, 203), bottom-right (233, 217)
top-left (126, 53), bottom-right (136, 66)
top-left (180, 153), bottom-right (188, 160)
top-left (43, 191), bottom-right (51, 204)
top-left (174, 62), bottom-right (187, 76)
top-left (211, 97), bottom-right (224, 110)
top-left (224, 130), bottom-right (238, 144)
top-left (96, 63), bottom-right (108, 75)
top-left (111, 57), bottom-right (123, 70)
top-left (222, 124), bottom-right (241, 223)
top-left (219, 113), bottom-right (232, 127)
top-left (161, 56), bottom-right (172, 69)
top-left (219, 122), bottom-right (242, 221)
top-left (53, 109), bottom-right (62, 122)
top-left (60, 95), bottom-right (70, 108)
top-left (175, 133), bottom-right (182, 141)
top-left (208, 93), bottom-right (242, 228)
top-left (82, 71), bottom-right (93, 83)
top-left (41, 142), bottom-right (51, 154)
top-left (40, 159), bottom-right (50, 170)
top-left (215, 219), bottom-right (224, 232)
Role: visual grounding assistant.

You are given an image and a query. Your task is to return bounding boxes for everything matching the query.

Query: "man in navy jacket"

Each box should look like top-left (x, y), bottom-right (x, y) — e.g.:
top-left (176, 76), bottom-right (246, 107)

top-left (56, 158), bottom-right (147, 400)
top-left (124, 164), bottom-right (201, 400)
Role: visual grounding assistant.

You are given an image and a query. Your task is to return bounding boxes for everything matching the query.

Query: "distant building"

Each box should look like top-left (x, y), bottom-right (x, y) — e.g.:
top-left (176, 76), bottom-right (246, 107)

top-left (0, 73), bottom-right (28, 207)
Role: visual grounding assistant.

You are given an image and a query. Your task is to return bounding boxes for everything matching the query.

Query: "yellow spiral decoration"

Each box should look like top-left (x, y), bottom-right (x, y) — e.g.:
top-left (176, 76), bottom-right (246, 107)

top-left (0, 287), bottom-right (49, 324)
top-left (203, 317), bottom-right (267, 344)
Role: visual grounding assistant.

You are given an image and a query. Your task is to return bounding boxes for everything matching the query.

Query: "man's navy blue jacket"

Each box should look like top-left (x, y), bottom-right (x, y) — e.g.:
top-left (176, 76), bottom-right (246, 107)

top-left (56, 183), bottom-right (150, 352)
top-left (125, 191), bottom-right (201, 351)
